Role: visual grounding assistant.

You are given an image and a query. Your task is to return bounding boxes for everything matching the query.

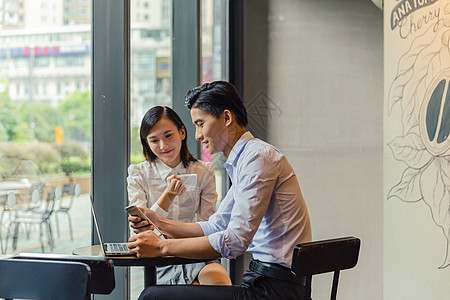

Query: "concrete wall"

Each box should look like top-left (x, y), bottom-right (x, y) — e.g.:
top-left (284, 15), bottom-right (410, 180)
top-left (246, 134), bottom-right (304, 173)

top-left (242, 1), bottom-right (383, 299)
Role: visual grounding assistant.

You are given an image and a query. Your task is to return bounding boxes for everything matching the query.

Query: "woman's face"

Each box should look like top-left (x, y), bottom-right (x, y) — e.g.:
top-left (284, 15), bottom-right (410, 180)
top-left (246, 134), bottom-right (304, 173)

top-left (146, 117), bottom-right (185, 168)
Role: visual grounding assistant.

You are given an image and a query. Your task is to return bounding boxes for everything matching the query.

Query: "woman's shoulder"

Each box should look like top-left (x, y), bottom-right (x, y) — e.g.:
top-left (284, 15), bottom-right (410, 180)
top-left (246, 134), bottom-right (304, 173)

top-left (128, 160), bottom-right (153, 176)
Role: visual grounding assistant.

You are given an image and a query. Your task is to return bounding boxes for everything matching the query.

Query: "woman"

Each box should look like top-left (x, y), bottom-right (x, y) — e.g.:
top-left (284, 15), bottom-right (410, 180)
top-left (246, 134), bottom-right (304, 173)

top-left (127, 105), bottom-right (230, 285)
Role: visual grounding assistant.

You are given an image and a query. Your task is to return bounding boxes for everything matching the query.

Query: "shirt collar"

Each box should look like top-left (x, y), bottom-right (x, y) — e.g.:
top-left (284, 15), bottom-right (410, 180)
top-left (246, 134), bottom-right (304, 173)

top-left (224, 131), bottom-right (254, 167)
top-left (154, 157), bottom-right (186, 180)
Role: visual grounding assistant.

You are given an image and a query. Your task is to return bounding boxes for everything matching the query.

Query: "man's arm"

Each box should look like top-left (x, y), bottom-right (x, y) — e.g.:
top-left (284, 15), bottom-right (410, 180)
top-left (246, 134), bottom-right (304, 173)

top-left (128, 231), bottom-right (221, 259)
top-left (128, 206), bottom-right (204, 238)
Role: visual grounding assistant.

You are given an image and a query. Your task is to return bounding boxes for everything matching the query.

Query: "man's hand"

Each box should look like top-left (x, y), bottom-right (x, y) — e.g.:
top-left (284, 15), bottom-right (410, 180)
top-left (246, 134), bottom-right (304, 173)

top-left (128, 206), bottom-right (156, 234)
top-left (128, 230), bottom-right (164, 258)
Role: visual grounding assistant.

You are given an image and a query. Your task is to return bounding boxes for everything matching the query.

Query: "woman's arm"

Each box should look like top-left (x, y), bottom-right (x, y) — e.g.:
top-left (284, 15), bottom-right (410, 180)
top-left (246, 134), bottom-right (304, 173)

top-left (127, 165), bottom-right (149, 207)
top-left (155, 174), bottom-right (186, 212)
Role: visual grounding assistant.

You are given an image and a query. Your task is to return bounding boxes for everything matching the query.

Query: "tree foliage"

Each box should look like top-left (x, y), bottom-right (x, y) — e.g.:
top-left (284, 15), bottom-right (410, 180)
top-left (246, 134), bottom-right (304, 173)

top-left (57, 90), bottom-right (91, 142)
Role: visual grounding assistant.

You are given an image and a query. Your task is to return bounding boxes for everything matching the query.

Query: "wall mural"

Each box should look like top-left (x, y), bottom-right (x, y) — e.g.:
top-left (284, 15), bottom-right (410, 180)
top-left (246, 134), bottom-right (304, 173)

top-left (387, 0), bottom-right (450, 268)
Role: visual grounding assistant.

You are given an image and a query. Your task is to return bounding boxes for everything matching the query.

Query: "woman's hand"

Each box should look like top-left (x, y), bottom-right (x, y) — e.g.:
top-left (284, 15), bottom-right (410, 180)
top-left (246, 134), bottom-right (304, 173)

top-left (166, 174), bottom-right (186, 196)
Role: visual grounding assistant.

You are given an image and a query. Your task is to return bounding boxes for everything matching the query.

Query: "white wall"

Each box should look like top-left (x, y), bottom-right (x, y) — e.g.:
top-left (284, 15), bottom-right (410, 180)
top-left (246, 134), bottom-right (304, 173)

top-left (384, 0), bottom-right (450, 299)
top-left (243, 1), bottom-right (383, 299)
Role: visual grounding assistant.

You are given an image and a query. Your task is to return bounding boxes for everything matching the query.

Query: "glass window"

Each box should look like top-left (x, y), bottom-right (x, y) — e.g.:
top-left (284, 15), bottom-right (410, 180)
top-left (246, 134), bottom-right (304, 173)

top-left (55, 55), bottom-right (84, 67)
top-left (201, 0), bottom-right (229, 204)
top-left (129, 0), bottom-right (172, 296)
top-left (34, 56), bottom-right (50, 68)
top-left (0, 1), bottom-right (92, 259)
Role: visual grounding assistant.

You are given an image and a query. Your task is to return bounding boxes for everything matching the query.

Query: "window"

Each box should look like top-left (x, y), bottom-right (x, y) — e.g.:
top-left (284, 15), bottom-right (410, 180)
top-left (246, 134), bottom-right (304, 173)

top-left (201, 0), bottom-right (229, 203)
top-left (34, 56), bottom-right (50, 68)
top-left (129, 0), bottom-right (172, 296)
top-left (88, 1), bottom-right (230, 298)
top-left (55, 55), bottom-right (84, 67)
top-left (0, 0), bottom-right (92, 264)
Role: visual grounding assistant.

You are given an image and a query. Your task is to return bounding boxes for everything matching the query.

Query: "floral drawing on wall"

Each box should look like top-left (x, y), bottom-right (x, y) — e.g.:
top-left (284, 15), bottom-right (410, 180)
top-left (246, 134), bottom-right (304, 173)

top-left (387, 2), bottom-right (450, 268)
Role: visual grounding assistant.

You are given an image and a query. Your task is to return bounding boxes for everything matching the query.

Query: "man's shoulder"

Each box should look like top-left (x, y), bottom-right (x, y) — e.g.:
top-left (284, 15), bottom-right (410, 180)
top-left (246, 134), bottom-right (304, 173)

top-left (244, 138), bottom-right (282, 157)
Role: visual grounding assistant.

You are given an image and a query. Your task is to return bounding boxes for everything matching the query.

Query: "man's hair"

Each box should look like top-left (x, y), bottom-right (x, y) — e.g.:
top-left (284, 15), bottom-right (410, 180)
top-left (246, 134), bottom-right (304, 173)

top-left (185, 81), bottom-right (248, 127)
top-left (140, 106), bottom-right (197, 168)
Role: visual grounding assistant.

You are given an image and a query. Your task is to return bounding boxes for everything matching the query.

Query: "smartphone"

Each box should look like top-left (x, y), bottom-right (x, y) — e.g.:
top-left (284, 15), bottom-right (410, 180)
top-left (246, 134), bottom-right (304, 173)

top-left (125, 205), bottom-right (166, 239)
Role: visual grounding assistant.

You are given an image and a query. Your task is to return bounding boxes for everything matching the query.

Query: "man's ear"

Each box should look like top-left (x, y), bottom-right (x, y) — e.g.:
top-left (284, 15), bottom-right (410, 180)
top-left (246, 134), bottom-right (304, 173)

top-left (223, 110), bottom-right (233, 127)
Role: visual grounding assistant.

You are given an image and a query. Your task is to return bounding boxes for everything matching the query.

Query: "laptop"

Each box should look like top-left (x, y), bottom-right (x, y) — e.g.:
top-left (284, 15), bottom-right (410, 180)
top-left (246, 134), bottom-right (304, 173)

top-left (89, 194), bottom-right (132, 256)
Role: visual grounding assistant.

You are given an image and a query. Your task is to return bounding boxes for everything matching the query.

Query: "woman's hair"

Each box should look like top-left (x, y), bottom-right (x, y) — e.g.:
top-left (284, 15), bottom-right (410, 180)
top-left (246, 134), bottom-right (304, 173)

top-left (185, 81), bottom-right (248, 127)
top-left (140, 106), bottom-right (197, 167)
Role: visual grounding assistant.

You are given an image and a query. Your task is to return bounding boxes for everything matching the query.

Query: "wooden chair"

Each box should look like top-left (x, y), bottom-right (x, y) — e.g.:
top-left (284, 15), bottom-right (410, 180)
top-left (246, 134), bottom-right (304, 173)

top-left (0, 258), bottom-right (91, 300)
top-left (292, 236), bottom-right (361, 300)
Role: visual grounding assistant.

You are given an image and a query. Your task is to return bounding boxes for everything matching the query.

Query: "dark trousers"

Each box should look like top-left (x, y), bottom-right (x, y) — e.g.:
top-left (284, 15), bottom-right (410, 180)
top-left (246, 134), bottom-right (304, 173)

top-left (138, 270), bottom-right (308, 300)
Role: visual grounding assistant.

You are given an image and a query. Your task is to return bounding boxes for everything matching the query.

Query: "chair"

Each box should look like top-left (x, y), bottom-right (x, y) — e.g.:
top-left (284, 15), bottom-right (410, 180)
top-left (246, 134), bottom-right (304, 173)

top-left (0, 258), bottom-right (91, 300)
top-left (12, 252), bottom-right (115, 296)
top-left (291, 236), bottom-right (361, 300)
top-left (6, 186), bottom-right (57, 252)
top-left (55, 183), bottom-right (76, 239)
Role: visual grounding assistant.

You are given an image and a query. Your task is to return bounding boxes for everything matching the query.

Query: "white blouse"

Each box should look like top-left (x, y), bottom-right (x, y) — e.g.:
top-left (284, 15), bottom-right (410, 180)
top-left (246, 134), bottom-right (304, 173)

top-left (127, 158), bottom-right (217, 222)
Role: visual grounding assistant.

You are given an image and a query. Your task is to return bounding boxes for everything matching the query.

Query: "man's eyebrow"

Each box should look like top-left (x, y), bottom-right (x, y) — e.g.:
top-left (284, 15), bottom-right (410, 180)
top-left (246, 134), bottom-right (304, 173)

top-left (193, 119), bottom-right (203, 125)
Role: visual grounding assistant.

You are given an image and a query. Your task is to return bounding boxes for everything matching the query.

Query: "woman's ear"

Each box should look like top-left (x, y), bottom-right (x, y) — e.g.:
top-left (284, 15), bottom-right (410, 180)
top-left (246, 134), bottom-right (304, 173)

top-left (180, 126), bottom-right (186, 140)
top-left (223, 110), bottom-right (233, 127)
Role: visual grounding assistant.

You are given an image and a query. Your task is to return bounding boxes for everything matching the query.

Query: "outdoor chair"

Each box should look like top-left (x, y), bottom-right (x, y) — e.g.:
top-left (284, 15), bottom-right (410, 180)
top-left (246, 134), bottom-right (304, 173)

top-left (0, 258), bottom-right (91, 300)
top-left (55, 183), bottom-right (76, 240)
top-left (292, 236), bottom-right (361, 300)
top-left (6, 186), bottom-right (57, 252)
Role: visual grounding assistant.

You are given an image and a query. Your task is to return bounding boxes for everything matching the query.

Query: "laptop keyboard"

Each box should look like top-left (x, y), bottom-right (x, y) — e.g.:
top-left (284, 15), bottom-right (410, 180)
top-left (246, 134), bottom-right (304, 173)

top-left (105, 243), bottom-right (129, 253)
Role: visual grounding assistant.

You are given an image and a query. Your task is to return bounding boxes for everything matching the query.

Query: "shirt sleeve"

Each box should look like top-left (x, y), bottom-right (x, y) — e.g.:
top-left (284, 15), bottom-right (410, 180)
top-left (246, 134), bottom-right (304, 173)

top-left (198, 185), bottom-right (234, 236)
top-left (149, 201), bottom-right (169, 218)
top-left (127, 164), bottom-right (149, 208)
top-left (196, 162), bottom-right (218, 221)
top-left (206, 148), bottom-right (280, 259)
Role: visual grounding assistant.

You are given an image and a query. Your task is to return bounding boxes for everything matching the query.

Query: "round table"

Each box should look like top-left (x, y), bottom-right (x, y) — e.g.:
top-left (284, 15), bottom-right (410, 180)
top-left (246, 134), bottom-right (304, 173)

top-left (73, 245), bottom-right (214, 286)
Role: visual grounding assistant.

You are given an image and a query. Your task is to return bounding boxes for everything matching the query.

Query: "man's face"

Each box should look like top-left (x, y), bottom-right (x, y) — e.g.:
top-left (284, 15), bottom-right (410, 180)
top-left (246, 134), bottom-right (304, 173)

top-left (190, 108), bottom-right (227, 155)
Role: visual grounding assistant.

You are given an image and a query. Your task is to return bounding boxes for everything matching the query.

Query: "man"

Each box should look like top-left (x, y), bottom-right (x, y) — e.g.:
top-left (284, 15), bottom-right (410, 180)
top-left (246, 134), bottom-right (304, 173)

top-left (128, 81), bottom-right (312, 299)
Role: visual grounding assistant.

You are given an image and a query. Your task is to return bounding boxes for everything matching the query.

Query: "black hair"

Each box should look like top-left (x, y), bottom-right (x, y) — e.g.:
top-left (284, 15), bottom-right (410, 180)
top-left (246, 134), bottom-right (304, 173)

top-left (184, 81), bottom-right (248, 127)
top-left (140, 106), bottom-right (197, 168)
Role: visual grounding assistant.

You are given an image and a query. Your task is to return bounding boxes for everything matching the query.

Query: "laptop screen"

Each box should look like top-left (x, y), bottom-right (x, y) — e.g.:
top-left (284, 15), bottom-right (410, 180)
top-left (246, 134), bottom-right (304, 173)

top-left (89, 193), bottom-right (107, 256)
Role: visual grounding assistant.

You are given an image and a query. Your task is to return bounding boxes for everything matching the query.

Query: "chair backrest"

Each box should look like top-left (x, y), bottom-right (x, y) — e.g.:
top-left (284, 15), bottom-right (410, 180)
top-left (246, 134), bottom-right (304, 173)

top-left (61, 183), bottom-right (76, 208)
top-left (12, 252), bottom-right (115, 295)
top-left (0, 258), bottom-right (90, 300)
top-left (292, 236), bottom-right (361, 300)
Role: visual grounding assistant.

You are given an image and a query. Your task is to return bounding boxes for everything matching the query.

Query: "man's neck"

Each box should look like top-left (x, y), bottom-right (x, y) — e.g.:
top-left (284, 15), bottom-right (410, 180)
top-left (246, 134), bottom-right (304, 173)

top-left (223, 127), bottom-right (246, 158)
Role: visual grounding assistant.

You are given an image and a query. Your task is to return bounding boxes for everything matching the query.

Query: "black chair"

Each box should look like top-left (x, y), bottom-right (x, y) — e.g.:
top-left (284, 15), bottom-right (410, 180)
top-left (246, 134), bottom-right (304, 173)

top-left (292, 236), bottom-right (361, 300)
top-left (55, 183), bottom-right (76, 239)
top-left (12, 252), bottom-right (116, 296)
top-left (0, 258), bottom-right (91, 300)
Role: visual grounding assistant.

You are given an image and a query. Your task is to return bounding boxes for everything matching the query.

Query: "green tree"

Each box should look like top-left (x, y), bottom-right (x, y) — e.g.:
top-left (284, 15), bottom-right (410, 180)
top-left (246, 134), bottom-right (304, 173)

top-left (15, 103), bottom-right (58, 142)
top-left (0, 80), bottom-right (19, 141)
top-left (57, 90), bottom-right (91, 142)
